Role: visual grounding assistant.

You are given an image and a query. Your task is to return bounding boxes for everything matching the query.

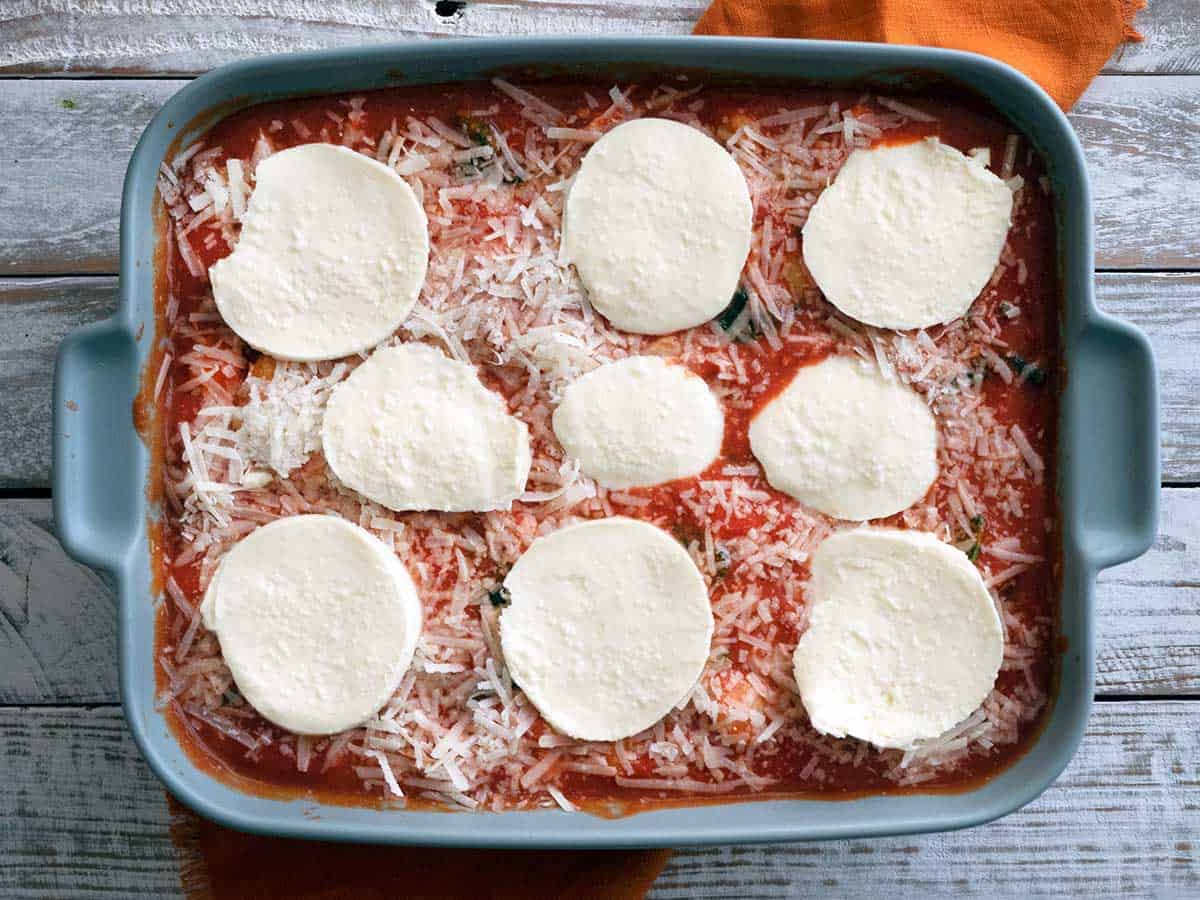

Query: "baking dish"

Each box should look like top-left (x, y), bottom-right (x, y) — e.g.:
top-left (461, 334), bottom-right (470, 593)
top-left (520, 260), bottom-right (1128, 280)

top-left (52, 37), bottom-right (1158, 847)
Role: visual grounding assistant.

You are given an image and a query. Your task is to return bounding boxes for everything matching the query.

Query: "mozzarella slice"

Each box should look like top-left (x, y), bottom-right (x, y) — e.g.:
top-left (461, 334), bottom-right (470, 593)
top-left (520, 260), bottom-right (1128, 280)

top-left (209, 144), bottom-right (429, 362)
top-left (322, 343), bottom-right (531, 512)
top-left (748, 355), bottom-right (937, 520)
top-left (552, 356), bottom-right (723, 488)
top-left (200, 515), bottom-right (422, 735)
top-left (562, 118), bottom-right (753, 335)
top-left (802, 137), bottom-right (1013, 330)
top-left (500, 517), bottom-right (713, 741)
top-left (792, 528), bottom-right (1003, 750)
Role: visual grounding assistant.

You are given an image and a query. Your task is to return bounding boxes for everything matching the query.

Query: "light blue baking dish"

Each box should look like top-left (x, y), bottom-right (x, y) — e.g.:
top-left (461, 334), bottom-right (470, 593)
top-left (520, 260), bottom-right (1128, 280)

top-left (52, 37), bottom-right (1158, 847)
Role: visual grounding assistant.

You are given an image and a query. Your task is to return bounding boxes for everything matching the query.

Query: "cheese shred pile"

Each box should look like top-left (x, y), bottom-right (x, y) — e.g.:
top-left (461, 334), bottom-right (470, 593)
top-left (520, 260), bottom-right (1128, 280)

top-left (154, 82), bottom-right (1052, 811)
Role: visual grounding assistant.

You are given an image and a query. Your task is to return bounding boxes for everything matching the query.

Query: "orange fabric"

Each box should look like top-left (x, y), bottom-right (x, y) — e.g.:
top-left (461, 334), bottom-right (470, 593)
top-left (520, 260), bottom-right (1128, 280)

top-left (170, 797), bottom-right (671, 900)
top-left (694, 0), bottom-right (1145, 109)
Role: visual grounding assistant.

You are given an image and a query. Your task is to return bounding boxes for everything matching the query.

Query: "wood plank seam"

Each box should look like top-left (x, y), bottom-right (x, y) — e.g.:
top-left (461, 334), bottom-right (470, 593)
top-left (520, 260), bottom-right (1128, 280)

top-left (2, 489), bottom-right (1196, 704)
top-left (0, 0), bottom-right (1195, 76)
top-left (2, 77), bottom-right (1200, 274)
top-left (0, 702), bottom-right (1192, 898)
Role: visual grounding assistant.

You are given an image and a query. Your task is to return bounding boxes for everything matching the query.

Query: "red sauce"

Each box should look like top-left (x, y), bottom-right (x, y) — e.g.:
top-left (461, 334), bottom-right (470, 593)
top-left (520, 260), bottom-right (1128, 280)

top-left (153, 78), bottom-right (1060, 813)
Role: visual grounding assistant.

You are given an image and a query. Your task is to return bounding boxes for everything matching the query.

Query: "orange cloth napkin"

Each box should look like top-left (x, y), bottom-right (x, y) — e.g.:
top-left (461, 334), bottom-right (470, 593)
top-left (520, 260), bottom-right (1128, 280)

top-left (694, 0), bottom-right (1145, 109)
top-left (170, 798), bottom-right (671, 900)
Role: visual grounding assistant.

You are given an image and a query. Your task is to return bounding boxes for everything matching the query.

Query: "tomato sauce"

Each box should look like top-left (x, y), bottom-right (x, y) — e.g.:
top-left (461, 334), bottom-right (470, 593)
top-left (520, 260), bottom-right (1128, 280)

top-left (152, 77), bottom-right (1060, 812)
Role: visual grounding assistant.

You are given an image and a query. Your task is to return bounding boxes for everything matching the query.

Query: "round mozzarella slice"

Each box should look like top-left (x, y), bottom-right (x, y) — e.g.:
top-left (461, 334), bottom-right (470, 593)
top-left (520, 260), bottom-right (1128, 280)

top-left (748, 355), bottom-right (937, 520)
top-left (500, 517), bottom-right (713, 742)
top-left (792, 528), bottom-right (1003, 750)
top-left (802, 138), bottom-right (1013, 330)
top-left (552, 356), bottom-right (723, 488)
top-left (322, 343), bottom-right (531, 512)
top-left (209, 144), bottom-right (429, 362)
top-left (562, 118), bottom-right (753, 335)
top-left (200, 515), bottom-right (422, 735)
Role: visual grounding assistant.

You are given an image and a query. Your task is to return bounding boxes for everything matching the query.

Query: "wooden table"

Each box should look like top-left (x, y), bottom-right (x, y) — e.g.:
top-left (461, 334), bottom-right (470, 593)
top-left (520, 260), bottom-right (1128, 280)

top-left (1, 3), bottom-right (1197, 896)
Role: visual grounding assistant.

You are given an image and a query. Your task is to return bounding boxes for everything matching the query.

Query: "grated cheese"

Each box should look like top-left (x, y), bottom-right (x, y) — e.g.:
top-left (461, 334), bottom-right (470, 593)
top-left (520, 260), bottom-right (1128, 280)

top-left (156, 83), bottom-right (1054, 811)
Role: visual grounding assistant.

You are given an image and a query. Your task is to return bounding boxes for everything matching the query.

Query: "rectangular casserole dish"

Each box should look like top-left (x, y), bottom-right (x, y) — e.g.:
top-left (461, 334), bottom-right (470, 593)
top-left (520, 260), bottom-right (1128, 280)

top-left (52, 36), bottom-right (1158, 847)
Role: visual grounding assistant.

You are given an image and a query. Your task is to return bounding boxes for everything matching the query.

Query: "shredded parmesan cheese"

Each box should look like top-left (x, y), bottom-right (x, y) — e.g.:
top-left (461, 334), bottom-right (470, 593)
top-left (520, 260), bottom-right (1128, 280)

top-left (155, 82), bottom-right (1054, 810)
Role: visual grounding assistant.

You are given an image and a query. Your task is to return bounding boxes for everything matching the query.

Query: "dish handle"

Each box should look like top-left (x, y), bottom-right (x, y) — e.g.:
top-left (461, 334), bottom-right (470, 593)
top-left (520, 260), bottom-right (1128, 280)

top-left (1073, 311), bottom-right (1160, 569)
top-left (53, 316), bottom-right (141, 574)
